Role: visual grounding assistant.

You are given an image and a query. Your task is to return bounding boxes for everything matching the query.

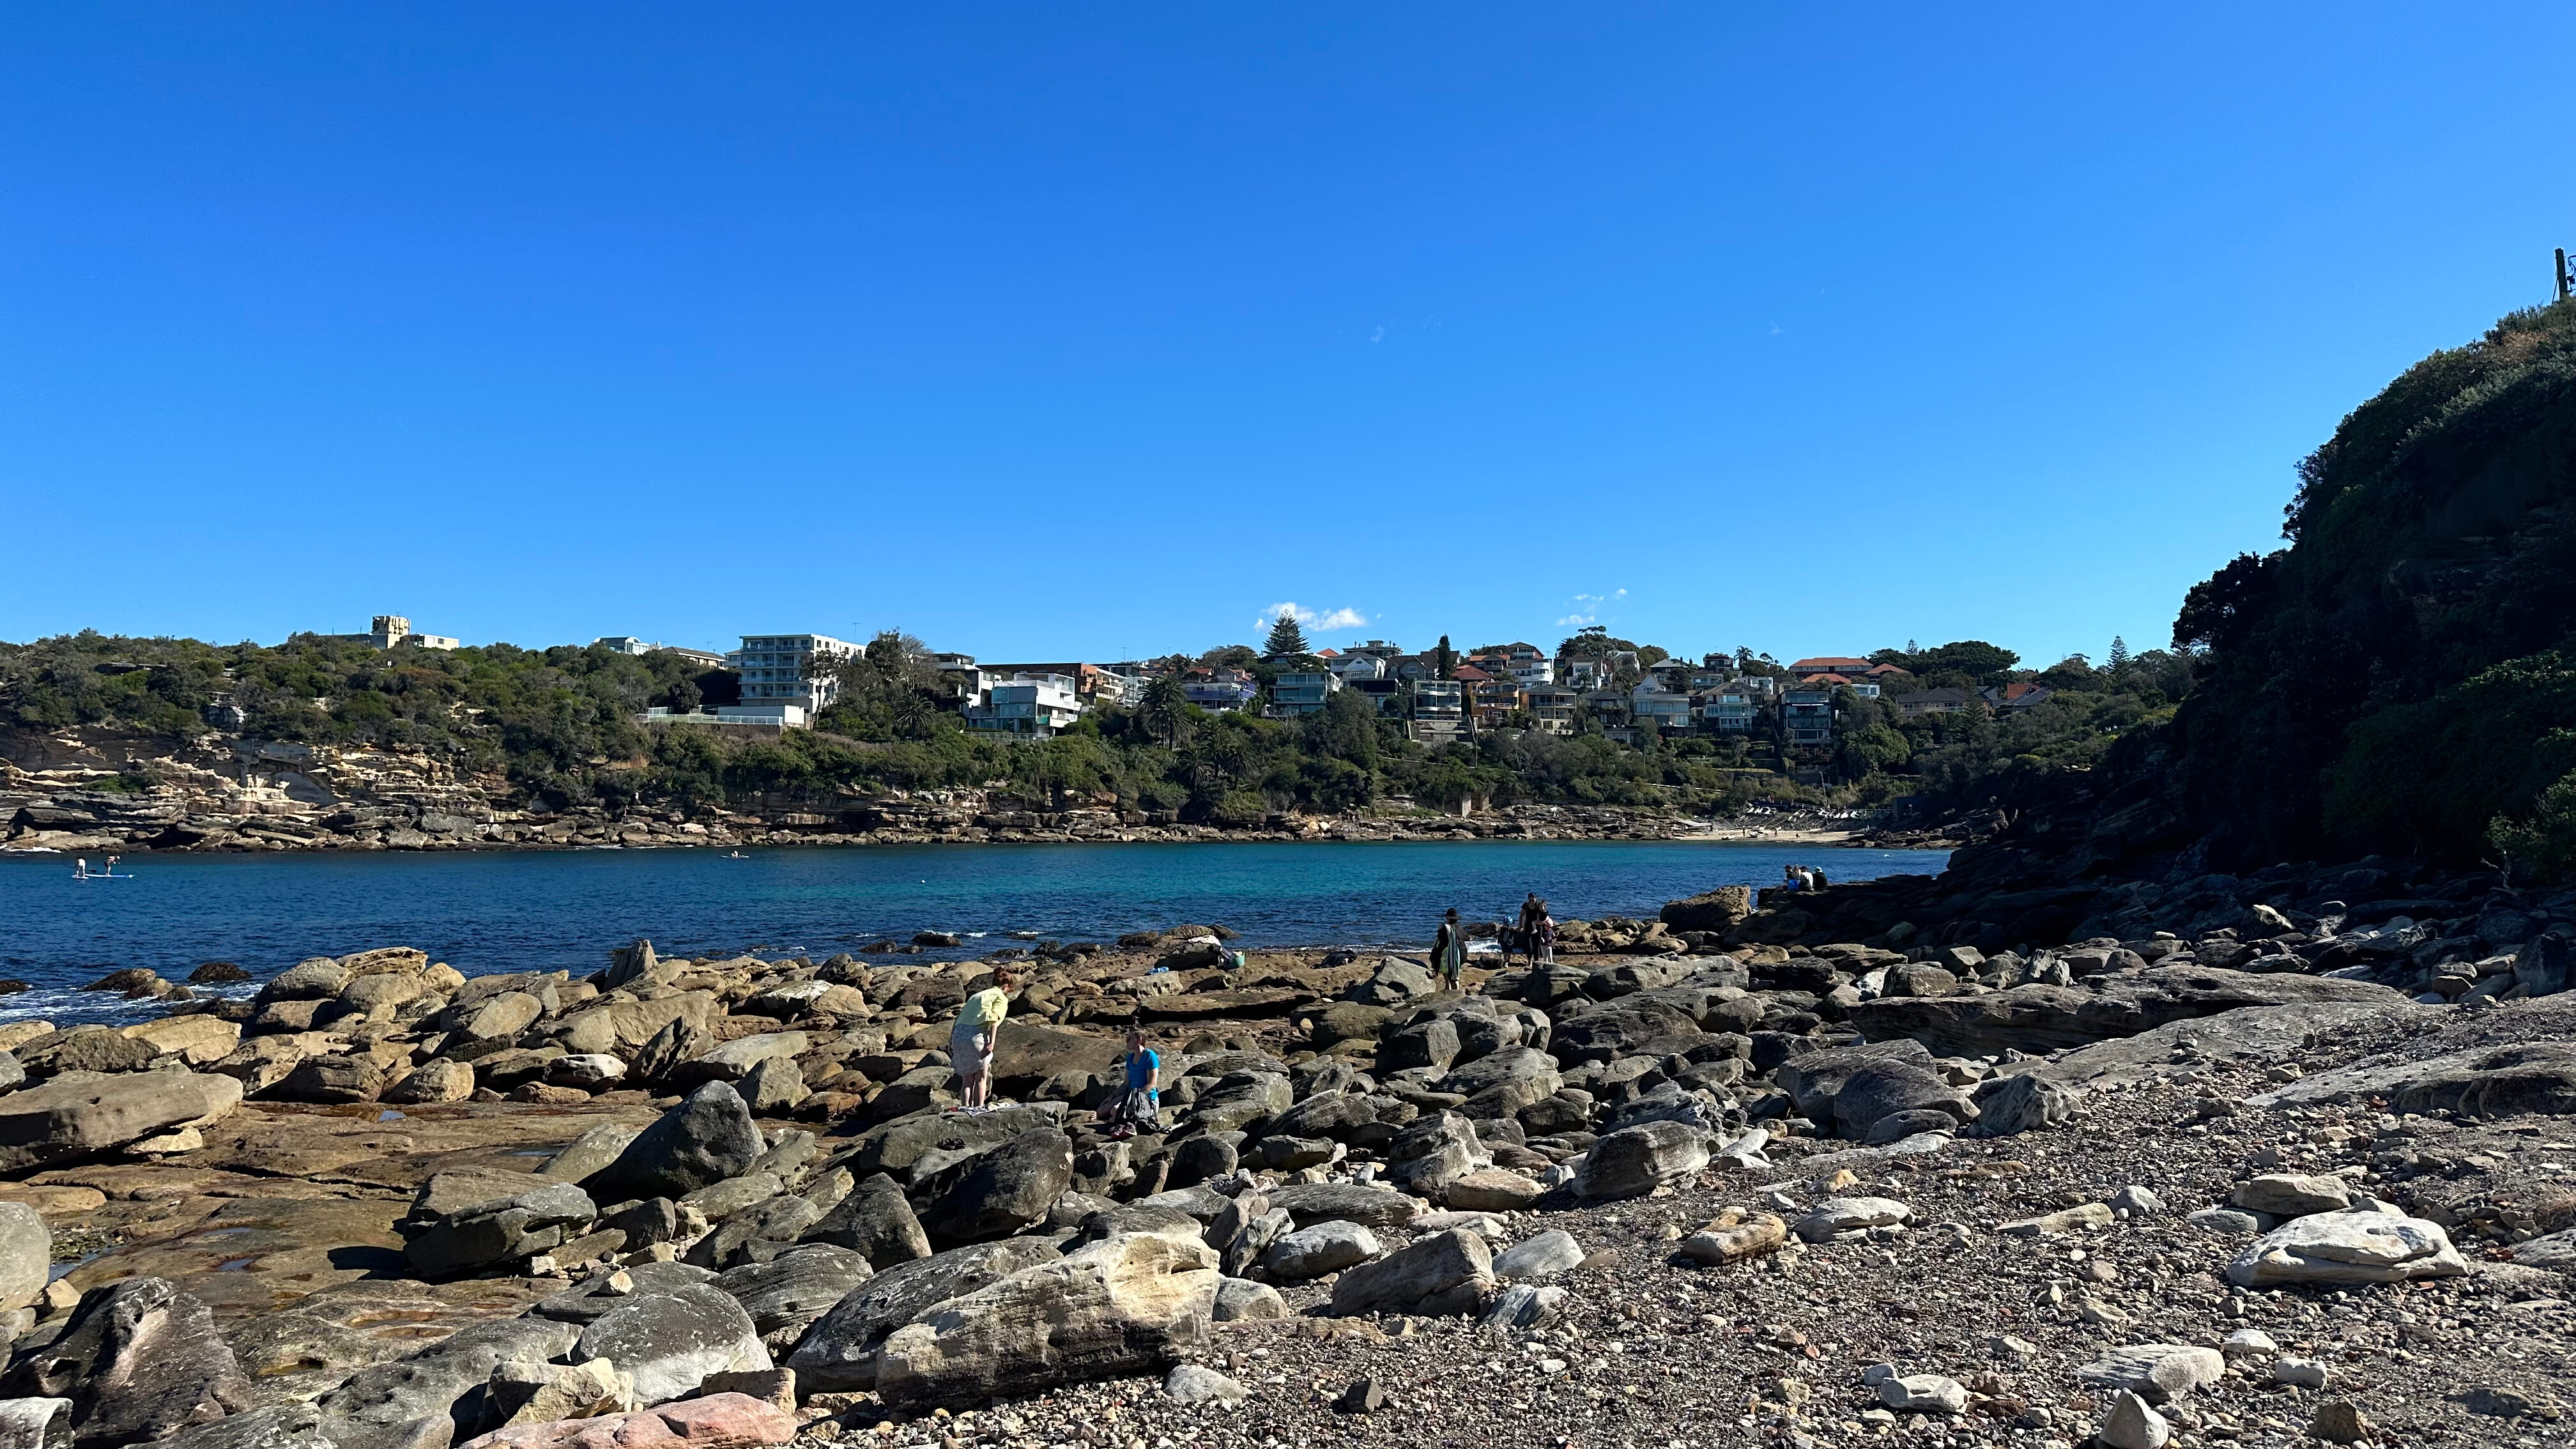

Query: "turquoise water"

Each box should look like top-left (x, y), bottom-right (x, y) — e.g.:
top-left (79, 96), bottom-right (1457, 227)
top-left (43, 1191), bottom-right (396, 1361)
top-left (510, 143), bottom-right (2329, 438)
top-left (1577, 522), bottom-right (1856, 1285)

top-left (0, 841), bottom-right (1946, 1023)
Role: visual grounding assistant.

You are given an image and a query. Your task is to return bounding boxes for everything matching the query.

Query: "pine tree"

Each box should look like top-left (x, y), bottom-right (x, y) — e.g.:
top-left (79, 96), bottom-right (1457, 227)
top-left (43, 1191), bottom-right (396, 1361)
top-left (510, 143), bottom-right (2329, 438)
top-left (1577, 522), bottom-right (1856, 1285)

top-left (2108, 635), bottom-right (2131, 671)
top-left (1264, 611), bottom-right (1310, 657)
top-left (1435, 635), bottom-right (1455, 679)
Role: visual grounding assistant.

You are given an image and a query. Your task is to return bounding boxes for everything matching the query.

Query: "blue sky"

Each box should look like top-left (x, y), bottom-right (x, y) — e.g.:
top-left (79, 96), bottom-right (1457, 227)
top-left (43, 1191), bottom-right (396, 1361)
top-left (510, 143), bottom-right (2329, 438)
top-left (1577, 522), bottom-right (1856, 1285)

top-left (3, 5), bottom-right (2566, 668)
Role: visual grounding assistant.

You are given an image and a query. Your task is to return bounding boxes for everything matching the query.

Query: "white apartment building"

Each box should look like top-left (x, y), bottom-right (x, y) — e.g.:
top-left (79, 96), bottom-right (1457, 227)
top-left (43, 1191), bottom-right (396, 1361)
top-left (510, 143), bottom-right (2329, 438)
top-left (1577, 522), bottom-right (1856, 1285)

top-left (737, 634), bottom-right (860, 714)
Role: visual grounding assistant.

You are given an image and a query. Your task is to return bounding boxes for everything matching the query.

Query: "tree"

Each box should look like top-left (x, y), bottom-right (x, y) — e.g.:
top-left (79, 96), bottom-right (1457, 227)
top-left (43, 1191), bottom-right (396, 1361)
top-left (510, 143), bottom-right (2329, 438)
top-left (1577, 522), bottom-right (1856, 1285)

top-left (1264, 612), bottom-right (1309, 657)
top-left (2107, 636), bottom-right (2132, 671)
top-left (1138, 674), bottom-right (1190, 746)
top-left (1434, 636), bottom-right (1456, 680)
top-left (664, 677), bottom-right (702, 713)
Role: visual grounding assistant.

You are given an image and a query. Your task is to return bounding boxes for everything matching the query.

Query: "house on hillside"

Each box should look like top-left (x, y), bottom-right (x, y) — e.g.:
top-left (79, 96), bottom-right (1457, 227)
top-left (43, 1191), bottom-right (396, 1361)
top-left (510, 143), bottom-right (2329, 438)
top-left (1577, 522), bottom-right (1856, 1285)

top-left (1781, 687), bottom-right (1837, 747)
top-left (1890, 686), bottom-right (1976, 717)
top-left (1789, 656), bottom-right (1872, 681)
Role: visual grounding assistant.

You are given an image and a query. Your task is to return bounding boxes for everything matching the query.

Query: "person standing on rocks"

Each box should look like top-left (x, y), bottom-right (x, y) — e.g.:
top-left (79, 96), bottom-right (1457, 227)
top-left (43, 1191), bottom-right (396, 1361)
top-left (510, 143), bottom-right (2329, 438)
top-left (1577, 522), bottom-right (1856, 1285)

top-left (1110, 1026), bottom-right (1160, 1140)
top-left (953, 967), bottom-right (1015, 1113)
top-left (1515, 893), bottom-right (1547, 965)
top-left (1433, 908), bottom-right (1469, 992)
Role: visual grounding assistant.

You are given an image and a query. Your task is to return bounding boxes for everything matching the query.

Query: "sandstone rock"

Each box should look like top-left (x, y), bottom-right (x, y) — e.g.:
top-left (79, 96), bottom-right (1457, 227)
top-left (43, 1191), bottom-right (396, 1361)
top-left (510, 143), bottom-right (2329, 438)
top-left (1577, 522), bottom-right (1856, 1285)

top-left (680, 1033), bottom-right (810, 1086)
top-left (118, 1016), bottom-right (240, 1068)
top-left (540, 1124), bottom-right (640, 1183)
top-left (714, 1246), bottom-right (873, 1352)
top-left (0, 1205), bottom-right (46, 1315)
top-left (2099, 1390), bottom-right (2171, 1449)
top-left (1492, 1229), bottom-right (1583, 1281)
top-left (874, 1232), bottom-right (1218, 1405)
top-left (310, 1314), bottom-right (581, 1449)
top-left (273, 1055), bottom-right (385, 1104)
top-left (1878, 1373), bottom-right (1967, 1414)
top-left (2076, 1344), bottom-right (2227, 1404)
top-left (1163, 1363), bottom-right (1246, 1404)
top-left (0, 1277), bottom-right (247, 1445)
top-left (585, 1082), bottom-right (765, 1203)
top-left (802, 1172), bottom-right (933, 1265)
top-left (546, 1055), bottom-right (626, 1091)
top-left (453, 1392), bottom-right (796, 1449)
top-left (1266, 1182), bottom-right (1425, 1230)
top-left (484, 1357), bottom-right (633, 1427)
top-left (2224, 1210), bottom-right (2468, 1286)
top-left (0, 1071), bottom-right (242, 1172)
top-left (783, 1238), bottom-right (1064, 1392)
top-left (385, 1060), bottom-right (477, 1104)
top-left (257, 958), bottom-right (351, 1003)
top-left (1575, 1121), bottom-right (1708, 1200)
top-left (2231, 1173), bottom-right (2351, 1217)
top-left (2000, 1202), bottom-right (2112, 1237)
top-left (158, 1403), bottom-right (330, 1449)
top-left (1212, 1277), bottom-right (1286, 1321)
top-left (739, 1058), bottom-right (808, 1113)
top-left (407, 1182), bottom-right (597, 1280)
top-left (1827, 1061), bottom-right (1975, 1140)
top-left (1794, 1196), bottom-right (1910, 1241)
top-left (558, 993), bottom-right (718, 1059)
top-left (0, 1398), bottom-right (70, 1448)
top-left (573, 1284), bottom-right (770, 1407)
top-left (1846, 967), bottom-right (2393, 1057)
top-left (1262, 1222), bottom-right (1380, 1281)
top-left (917, 1129), bottom-right (1073, 1248)
top-left (1443, 1167), bottom-right (1542, 1213)
top-left (1969, 1072), bottom-right (2079, 1135)
top-left (1328, 1228), bottom-right (1492, 1317)
top-left (1679, 1213), bottom-right (1787, 1265)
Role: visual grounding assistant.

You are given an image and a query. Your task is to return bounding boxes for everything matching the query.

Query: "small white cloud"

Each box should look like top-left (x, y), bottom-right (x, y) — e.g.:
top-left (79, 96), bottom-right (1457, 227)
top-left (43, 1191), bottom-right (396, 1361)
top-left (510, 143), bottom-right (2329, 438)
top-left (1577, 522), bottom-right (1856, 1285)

top-left (1369, 326), bottom-right (1386, 344)
top-left (1259, 602), bottom-right (1370, 634)
top-left (1555, 588), bottom-right (1627, 628)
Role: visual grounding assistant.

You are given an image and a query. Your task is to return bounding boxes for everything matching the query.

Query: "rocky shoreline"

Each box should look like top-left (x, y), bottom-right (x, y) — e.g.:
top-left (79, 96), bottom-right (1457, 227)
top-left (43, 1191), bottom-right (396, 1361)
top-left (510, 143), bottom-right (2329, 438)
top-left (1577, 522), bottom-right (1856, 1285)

top-left (0, 861), bottom-right (2563, 1448)
top-left (3, 787), bottom-right (1894, 855)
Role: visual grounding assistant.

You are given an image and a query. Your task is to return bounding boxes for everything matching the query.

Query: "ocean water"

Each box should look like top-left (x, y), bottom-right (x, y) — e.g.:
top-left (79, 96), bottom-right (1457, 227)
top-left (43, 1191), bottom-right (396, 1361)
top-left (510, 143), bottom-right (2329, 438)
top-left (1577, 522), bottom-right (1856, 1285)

top-left (0, 841), bottom-right (1947, 1025)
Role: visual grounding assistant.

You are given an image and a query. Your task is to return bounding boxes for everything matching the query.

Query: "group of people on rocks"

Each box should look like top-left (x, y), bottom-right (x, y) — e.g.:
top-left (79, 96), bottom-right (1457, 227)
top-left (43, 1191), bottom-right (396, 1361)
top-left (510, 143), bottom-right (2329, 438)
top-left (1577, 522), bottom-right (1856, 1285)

top-left (947, 962), bottom-right (1163, 1140)
top-left (1781, 862), bottom-right (1829, 892)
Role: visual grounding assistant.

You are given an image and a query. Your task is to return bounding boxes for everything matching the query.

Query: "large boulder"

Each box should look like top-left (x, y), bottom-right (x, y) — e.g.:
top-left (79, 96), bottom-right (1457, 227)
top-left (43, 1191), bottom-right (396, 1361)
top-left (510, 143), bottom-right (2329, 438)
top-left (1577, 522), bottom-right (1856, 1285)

top-left (841, 1106), bottom-right (1066, 1184)
top-left (1774, 1039), bottom-right (1933, 1122)
top-left (0, 1203), bottom-right (49, 1313)
top-left (874, 1233), bottom-right (1220, 1406)
top-left (1261, 1222), bottom-right (1380, 1282)
top-left (715, 1246), bottom-right (875, 1353)
top-left (1575, 1121), bottom-right (1709, 1200)
top-left (0, 1072), bottom-right (242, 1172)
top-left (1970, 1072), bottom-right (2080, 1135)
top-left (583, 1082), bottom-right (765, 1203)
top-left (1264, 1182), bottom-right (1425, 1230)
top-left (0, 1277), bottom-right (247, 1446)
top-left (556, 993), bottom-right (718, 1057)
top-left (1826, 1061), bottom-right (1974, 1140)
top-left (406, 1183), bottom-right (597, 1280)
top-left (2224, 1211), bottom-right (2469, 1287)
top-left (572, 1284), bottom-right (770, 1407)
top-left (310, 1317), bottom-right (578, 1449)
top-left (1326, 1228), bottom-right (1493, 1317)
top-left (1661, 887), bottom-right (1753, 933)
top-left (802, 1173), bottom-right (933, 1265)
top-left (1847, 967), bottom-right (2396, 1057)
top-left (916, 1130), bottom-right (1074, 1248)
top-left (784, 1238), bottom-right (1064, 1392)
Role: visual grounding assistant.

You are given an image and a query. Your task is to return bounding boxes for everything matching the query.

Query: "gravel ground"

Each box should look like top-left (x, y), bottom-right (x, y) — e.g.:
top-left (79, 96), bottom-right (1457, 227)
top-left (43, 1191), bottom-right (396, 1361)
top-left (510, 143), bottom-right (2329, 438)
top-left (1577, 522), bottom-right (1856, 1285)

top-left (792, 994), bottom-right (2576, 1449)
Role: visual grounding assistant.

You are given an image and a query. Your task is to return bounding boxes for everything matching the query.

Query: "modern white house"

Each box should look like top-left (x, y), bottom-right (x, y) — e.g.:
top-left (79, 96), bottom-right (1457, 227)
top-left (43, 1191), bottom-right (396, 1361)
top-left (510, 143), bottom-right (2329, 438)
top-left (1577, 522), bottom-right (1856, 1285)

top-left (737, 634), bottom-right (860, 714)
top-left (965, 672), bottom-right (1085, 736)
top-left (1269, 671), bottom-right (1343, 717)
